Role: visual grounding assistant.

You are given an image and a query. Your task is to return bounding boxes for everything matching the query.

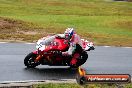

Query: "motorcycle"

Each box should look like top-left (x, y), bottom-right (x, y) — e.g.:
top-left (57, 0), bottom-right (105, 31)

top-left (24, 34), bottom-right (95, 68)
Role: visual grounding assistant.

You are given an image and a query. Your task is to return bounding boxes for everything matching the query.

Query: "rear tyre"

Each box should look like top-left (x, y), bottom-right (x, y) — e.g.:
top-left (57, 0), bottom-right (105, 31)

top-left (78, 51), bottom-right (88, 65)
top-left (70, 51), bottom-right (88, 68)
top-left (24, 52), bottom-right (39, 68)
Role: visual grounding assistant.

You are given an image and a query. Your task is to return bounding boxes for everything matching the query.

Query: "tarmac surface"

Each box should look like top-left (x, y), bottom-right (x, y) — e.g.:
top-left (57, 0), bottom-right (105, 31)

top-left (0, 42), bottom-right (132, 84)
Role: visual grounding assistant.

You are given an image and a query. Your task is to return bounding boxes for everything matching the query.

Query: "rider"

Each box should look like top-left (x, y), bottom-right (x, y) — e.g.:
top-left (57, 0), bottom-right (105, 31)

top-left (62, 28), bottom-right (83, 66)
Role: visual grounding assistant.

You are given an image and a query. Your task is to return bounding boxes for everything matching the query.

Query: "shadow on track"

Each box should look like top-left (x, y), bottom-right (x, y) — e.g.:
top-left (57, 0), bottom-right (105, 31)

top-left (23, 67), bottom-right (78, 80)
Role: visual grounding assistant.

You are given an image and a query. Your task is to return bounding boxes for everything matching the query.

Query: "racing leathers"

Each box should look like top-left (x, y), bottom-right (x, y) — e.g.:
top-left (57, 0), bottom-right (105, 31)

top-left (62, 34), bottom-right (83, 65)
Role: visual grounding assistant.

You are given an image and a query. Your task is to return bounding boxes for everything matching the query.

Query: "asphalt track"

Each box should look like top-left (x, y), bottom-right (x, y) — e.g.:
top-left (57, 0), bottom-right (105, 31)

top-left (0, 42), bottom-right (132, 82)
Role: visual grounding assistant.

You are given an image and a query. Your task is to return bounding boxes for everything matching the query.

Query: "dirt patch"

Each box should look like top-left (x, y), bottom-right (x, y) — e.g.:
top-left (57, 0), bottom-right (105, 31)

top-left (0, 18), bottom-right (16, 33)
top-left (17, 31), bottom-right (38, 35)
top-left (108, 20), bottom-right (132, 30)
top-left (0, 17), bottom-right (45, 42)
top-left (0, 17), bottom-right (40, 34)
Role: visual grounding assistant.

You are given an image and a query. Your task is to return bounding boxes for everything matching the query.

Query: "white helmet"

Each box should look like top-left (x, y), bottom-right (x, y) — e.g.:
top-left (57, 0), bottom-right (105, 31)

top-left (64, 28), bottom-right (74, 40)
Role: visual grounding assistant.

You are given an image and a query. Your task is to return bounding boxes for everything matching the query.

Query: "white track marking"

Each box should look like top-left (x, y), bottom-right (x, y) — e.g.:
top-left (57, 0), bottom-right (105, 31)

top-left (24, 43), bottom-right (35, 44)
top-left (103, 46), bottom-right (132, 48)
top-left (122, 47), bottom-right (132, 49)
top-left (103, 46), bottom-right (111, 47)
top-left (0, 42), bottom-right (7, 44)
top-left (0, 79), bottom-right (76, 84)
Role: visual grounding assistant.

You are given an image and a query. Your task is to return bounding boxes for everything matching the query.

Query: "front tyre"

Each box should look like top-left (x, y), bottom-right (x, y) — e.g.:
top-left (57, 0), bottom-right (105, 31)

top-left (24, 52), bottom-right (39, 68)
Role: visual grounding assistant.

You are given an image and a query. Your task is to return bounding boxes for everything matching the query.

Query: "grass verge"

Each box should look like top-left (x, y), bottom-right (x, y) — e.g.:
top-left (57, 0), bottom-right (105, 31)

top-left (0, 0), bottom-right (132, 46)
top-left (33, 83), bottom-right (132, 88)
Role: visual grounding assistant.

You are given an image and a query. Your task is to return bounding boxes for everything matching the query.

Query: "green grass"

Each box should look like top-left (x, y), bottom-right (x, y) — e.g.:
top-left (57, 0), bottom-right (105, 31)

top-left (0, 0), bottom-right (132, 46)
top-left (33, 83), bottom-right (132, 88)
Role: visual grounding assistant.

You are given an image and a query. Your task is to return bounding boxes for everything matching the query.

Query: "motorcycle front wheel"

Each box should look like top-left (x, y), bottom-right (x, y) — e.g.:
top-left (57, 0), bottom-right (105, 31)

top-left (24, 52), bottom-right (39, 68)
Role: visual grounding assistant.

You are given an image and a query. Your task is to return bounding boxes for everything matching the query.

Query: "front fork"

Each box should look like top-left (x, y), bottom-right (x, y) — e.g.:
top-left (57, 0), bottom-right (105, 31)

top-left (33, 49), bottom-right (42, 62)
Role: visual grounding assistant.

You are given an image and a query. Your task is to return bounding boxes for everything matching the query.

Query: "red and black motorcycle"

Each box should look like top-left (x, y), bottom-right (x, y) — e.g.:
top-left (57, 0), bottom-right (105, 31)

top-left (24, 34), bottom-right (94, 68)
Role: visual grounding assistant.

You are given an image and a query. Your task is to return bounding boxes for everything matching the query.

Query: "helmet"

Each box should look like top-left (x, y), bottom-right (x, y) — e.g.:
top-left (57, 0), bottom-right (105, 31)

top-left (64, 28), bottom-right (75, 40)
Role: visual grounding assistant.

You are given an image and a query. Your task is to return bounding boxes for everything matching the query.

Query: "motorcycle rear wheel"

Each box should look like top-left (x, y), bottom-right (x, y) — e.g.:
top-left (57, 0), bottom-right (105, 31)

top-left (70, 51), bottom-right (88, 68)
top-left (24, 52), bottom-right (39, 68)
